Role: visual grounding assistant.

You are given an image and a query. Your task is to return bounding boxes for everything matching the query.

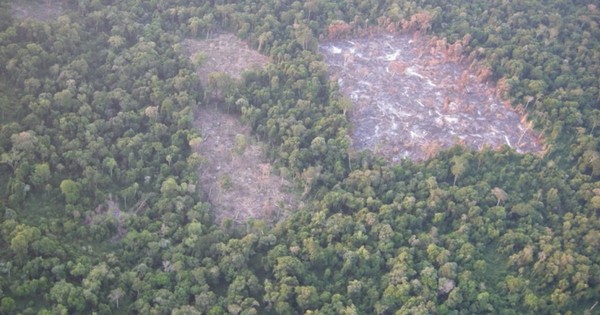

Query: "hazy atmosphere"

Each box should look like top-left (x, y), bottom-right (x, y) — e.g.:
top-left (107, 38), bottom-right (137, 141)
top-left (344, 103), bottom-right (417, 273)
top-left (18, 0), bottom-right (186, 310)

top-left (0, 1), bottom-right (598, 314)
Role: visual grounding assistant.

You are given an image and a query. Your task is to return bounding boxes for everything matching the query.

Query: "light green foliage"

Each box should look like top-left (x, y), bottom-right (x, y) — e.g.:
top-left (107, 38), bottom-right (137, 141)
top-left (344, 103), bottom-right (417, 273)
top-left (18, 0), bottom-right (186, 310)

top-left (192, 52), bottom-right (207, 68)
top-left (9, 224), bottom-right (41, 257)
top-left (102, 157), bottom-right (117, 178)
top-left (450, 155), bottom-right (468, 186)
top-left (31, 163), bottom-right (51, 188)
top-left (219, 174), bottom-right (232, 190)
top-left (233, 134), bottom-right (247, 155)
top-left (295, 286), bottom-right (318, 311)
top-left (160, 177), bottom-right (180, 197)
top-left (59, 179), bottom-right (80, 204)
top-left (0, 297), bottom-right (16, 314)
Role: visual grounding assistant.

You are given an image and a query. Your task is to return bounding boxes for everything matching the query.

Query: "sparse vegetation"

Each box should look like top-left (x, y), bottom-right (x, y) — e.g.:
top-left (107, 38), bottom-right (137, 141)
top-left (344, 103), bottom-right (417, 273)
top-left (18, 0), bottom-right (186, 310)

top-left (182, 33), bottom-right (270, 83)
top-left (194, 106), bottom-right (297, 224)
top-left (218, 174), bottom-right (232, 190)
top-left (11, 1), bottom-right (63, 21)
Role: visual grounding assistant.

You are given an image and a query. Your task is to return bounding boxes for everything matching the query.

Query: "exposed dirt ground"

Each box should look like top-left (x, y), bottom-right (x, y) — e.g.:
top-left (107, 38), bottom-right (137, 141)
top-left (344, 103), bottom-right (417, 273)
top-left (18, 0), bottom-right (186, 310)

top-left (182, 34), bottom-right (297, 224)
top-left (194, 107), bottom-right (297, 224)
top-left (320, 33), bottom-right (543, 162)
top-left (182, 33), bottom-right (270, 83)
top-left (11, 2), bottom-right (64, 21)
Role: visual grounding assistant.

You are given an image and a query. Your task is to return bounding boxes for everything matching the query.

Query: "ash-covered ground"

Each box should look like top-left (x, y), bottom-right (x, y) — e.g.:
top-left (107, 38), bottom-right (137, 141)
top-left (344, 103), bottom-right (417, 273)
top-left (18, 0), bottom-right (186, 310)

top-left (320, 33), bottom-right (542, 162)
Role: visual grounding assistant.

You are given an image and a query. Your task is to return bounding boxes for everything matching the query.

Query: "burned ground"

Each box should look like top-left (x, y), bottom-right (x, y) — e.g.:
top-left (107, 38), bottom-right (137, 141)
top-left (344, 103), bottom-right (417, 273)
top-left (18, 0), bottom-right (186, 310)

top-left (320, 33), bottom-right (542, 162)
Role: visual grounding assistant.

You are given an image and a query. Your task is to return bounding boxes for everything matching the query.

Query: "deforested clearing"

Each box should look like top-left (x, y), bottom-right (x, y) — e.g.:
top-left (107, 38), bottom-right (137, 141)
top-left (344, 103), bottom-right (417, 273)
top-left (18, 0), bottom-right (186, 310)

top-left (183, 33), bottom-right (297, 224)
top-left (182, 33), bottom-right (270, 83)
top-left (12, 2), bottom-right (64, 21)
top-left (320, 33), bottom-right (543, 162)
top-left (194, 107), bottom-right (298, 224)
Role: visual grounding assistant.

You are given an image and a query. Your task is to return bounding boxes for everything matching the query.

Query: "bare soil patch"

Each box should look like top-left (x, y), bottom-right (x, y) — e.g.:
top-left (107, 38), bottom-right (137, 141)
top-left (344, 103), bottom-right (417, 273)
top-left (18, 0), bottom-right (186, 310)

top-left (320, 33), bottom-right (543, 162)
top-left (11, 2), bottom-right (64, 21)
top-left (182, 33), bottom-right (270, 83)
top-left (183, 33), bottom-right (295, 224)
top-left (194, 107), bottom-right (297, 224)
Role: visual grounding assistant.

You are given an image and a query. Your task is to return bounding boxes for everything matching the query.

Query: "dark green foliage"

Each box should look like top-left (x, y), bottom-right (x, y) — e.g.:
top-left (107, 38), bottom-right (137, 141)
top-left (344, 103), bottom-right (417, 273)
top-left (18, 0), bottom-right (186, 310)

top-left (0, 0), bottom-right (598, 314)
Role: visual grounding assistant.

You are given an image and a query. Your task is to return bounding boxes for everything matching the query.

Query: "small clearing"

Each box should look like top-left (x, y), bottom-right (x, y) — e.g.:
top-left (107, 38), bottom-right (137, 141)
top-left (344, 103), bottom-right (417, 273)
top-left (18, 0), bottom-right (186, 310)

top-left (183, 33), bottom-right (296, 224)
top-left (182, 33), bottom-right (270, 83)
top-left (194, 107), bottom-right (297, 224)
top-left (11, 1), bottom-right (64, 21)
top-left (320, 33), bottom-right (543, 162)
top-left (86, 194), bottom-right (134, 242)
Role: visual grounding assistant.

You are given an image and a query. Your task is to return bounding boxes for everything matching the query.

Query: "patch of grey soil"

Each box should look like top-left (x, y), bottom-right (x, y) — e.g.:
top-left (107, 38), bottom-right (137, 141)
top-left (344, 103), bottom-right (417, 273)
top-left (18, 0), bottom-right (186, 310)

top-left (320, 33), bottom-right (543, 162)
top-left (194, 107), bottom-right (298, 224)
top-left (12, 1), bottom-right (64, 21)
top-left (182, 33), bottom-right (270, 83)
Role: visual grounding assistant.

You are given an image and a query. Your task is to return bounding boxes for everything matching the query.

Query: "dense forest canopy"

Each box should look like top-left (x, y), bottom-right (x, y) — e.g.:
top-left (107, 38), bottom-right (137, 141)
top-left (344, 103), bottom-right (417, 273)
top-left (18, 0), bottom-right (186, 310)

top-left (0, 0), bottom-right (598, 314)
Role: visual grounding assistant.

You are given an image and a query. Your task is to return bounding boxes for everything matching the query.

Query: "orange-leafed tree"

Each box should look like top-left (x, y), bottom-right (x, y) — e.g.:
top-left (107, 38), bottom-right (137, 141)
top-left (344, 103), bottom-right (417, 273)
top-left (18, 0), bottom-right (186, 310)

top-left (327, 20), bottom-right (352, 40)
